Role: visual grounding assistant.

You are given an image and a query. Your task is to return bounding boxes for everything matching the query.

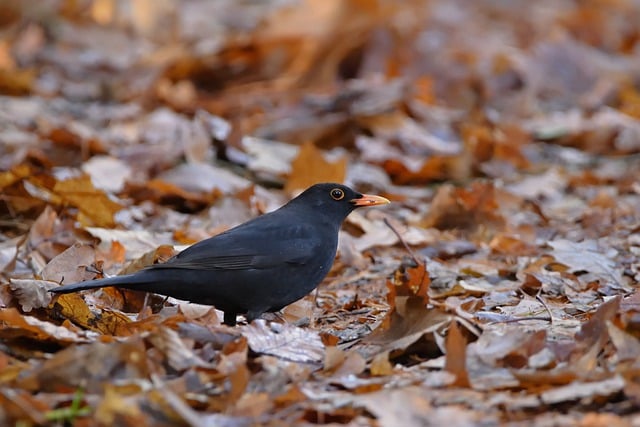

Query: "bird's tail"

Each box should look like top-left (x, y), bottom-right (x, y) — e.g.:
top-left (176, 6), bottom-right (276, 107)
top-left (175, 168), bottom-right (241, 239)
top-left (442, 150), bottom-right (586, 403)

top-left (49, 273), bottom-right (153, 294)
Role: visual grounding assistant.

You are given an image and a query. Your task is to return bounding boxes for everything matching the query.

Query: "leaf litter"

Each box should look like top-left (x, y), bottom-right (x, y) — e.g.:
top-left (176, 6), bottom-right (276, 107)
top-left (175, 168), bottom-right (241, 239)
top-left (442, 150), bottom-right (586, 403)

top-left (1, 0), bottom-right (640, 425)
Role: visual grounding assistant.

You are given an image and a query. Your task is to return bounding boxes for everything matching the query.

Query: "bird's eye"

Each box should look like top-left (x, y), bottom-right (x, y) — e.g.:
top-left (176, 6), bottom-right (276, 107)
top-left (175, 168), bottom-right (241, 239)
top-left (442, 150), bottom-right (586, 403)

top-left (330, 188), bottom-right (345, 200)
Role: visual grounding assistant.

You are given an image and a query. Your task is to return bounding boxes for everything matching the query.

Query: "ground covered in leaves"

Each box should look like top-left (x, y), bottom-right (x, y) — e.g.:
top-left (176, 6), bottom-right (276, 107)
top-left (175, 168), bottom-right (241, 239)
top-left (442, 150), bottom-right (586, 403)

top-left (1, 1), bottom-right (640, 426)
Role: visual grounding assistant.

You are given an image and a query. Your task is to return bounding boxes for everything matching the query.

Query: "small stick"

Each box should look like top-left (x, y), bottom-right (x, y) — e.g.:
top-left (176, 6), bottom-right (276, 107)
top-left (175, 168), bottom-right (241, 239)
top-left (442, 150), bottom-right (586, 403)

top-left (490, 316), bottom-right (551, 324)
top-left (383, 217), bottom-right (421, 266)
top-left (536, 293), bottom-right (554, 325)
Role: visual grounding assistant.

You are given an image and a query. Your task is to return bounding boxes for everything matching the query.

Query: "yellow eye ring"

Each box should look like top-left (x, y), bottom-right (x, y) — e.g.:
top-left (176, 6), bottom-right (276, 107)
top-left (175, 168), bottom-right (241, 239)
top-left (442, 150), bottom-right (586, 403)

top-left (330, 188), bottom-right (345, 200)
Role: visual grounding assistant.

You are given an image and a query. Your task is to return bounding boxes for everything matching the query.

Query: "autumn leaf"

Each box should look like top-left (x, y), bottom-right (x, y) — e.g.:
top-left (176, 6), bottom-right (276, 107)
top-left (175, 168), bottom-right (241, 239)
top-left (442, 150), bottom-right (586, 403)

top-left (285, 141), bottom-right (347, 193)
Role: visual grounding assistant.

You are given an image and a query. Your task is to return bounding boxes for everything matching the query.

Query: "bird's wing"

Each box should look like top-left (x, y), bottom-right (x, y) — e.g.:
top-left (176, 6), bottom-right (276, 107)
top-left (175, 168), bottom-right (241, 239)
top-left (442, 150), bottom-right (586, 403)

top-left (152, 222), bottom-right (321, 271)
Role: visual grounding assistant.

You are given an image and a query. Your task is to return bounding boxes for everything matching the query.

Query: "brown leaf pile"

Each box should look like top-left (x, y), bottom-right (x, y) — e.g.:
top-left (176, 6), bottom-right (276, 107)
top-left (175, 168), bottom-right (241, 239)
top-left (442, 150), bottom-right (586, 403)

top-left (1, 0), bottom-right (640, 425)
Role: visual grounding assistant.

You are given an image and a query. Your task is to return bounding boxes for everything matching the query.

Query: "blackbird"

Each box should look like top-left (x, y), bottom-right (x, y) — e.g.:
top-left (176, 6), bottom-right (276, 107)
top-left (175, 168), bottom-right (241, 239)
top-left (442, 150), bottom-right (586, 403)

top-left (50, 183), bottom-right (389, 325)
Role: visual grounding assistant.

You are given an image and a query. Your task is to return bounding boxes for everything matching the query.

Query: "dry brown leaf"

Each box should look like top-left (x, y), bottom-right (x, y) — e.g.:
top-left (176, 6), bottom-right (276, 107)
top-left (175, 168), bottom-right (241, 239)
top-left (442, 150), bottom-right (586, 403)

top-left (422, 182), bottom-right (505, 231)
top-left (50, 293), bottom-right (133, 336)
top-left (354, 387), bottom-right (481, 427)
top-left (0, 307), bottom-right (89, 344)
top-left (147, 326), bottom-right (210, 371)
top-left (472, 328), bottom-right (547, 369)
top-left (285, 141), bottom-right (347, 193)
top-left (0, 236), bottom-right (25, 274)
top-left (40, 242), bottom-right (97, 284)
top-left (489, 233), bottom-right (538, 256)
top-left (243, 320), bottom-right (324, 364)
top-left (606, 321), bottom-right (640, 362)
top-left (27, 205), bottom-right (74, 262)
top-left (389, 262), bottom-right (430, 305)
top-left (323, 346), bottom-right (366, 377)
top-left (360, 296), bottom-right (451, 361)
top-left (53, 175), bottom-right (123, 227)
top-left (0, 388), bottom-right (49, 425)
top-left (572, 296), bottom-right (621, 373)
top-left (8, 279), bottom-right (57, 312)
top-left (369, 351), bottom-right (393, 376)
top-left (548, 240), bottom-right (624, 288)
top-left (444, 320), bottom-right (470, 387)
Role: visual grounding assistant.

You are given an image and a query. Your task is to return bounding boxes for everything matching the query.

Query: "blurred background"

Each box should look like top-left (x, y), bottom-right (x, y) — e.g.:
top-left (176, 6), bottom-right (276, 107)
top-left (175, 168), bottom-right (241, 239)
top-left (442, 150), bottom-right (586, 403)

top-left (2, 0), bottom-right (639, 190)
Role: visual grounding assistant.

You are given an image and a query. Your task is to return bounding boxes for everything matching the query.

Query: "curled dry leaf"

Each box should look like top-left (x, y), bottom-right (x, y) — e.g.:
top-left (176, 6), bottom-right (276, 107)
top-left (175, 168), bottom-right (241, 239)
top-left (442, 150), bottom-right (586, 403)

top-left (27, 205), bottom-right (77, 262)
top-left (8, 279), bottom-right (58, 312)
top-left (471, 327), bottom-right (547, 369)
top-left (606, 321), bottom-right (640, 362)
top-left (444, 320), bottom-right (470, 387)
top-left (572, 296), bottom-right (621, 374)
top-left (146, 326), bottom-right (211, 371)
top-left (0, 307), bottom-right (90, 344)
top-left (359, 297), bottom-right (451, 361)
top-left (0, 236), bottom-right (25, 274)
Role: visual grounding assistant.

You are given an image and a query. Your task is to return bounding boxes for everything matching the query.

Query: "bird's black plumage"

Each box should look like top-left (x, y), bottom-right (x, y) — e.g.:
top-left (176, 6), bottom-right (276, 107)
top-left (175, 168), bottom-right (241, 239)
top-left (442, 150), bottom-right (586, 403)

top-left (50, 183), bottom-right (389, 325)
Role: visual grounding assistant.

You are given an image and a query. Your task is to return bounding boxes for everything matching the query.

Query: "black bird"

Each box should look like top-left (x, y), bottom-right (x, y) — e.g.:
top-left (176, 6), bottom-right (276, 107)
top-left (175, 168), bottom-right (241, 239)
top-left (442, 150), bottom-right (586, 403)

top-left (50, 183), bottom-right (389, 325)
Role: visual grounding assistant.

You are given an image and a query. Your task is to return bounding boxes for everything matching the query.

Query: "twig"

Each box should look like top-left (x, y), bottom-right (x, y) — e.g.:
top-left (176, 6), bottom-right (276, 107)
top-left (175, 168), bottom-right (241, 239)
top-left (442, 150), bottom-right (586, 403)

top-left (490, 316), bottom-right (551, 324)
top-left (535, 293), bottom-right (554, 325)
top-left (383, 217), bottom-right (421, 266)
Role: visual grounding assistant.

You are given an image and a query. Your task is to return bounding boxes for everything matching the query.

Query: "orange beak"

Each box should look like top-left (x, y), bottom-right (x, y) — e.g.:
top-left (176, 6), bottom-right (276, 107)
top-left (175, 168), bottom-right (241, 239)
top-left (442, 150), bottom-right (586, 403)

top-left (351, 193), bottom-right (390, 207)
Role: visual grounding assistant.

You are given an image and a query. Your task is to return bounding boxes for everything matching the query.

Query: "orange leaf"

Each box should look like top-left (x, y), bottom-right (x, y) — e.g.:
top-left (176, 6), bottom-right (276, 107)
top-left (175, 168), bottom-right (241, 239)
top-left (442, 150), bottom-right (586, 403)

top-left (444, 320), bottom-right (470, 387)
top-left (53, 175), bottom-right (122, 227)
top-left (285, 141), bottom-right (347, 193)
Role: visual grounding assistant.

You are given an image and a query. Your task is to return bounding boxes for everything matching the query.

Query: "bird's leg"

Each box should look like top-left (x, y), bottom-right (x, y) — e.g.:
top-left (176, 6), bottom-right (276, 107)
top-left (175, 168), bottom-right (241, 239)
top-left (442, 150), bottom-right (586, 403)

top-left (245, 309), bottom-right (266, 324)
top-left (223, 311), bottom-right (237, 326)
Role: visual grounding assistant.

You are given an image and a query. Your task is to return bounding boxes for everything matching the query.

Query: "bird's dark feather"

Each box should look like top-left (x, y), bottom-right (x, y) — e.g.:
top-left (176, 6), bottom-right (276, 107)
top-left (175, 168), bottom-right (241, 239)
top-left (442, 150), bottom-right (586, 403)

top-left (49, 183), bottom-right (388, 326)
top-left (155, 223), bottom-right (320, 270)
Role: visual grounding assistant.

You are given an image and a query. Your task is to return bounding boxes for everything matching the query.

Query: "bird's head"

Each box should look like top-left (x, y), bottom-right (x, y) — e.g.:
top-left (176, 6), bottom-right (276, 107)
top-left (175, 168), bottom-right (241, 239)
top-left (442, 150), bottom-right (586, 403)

top-left (287, 183), bottom-right (390, 222)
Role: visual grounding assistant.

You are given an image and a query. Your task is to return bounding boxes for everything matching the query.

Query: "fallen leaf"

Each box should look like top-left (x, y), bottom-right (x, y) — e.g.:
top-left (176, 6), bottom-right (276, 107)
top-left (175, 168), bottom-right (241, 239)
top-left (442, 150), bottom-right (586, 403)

top-left (285, 141), bottom-right (347, 193)
top-left (360, 296), bottom-right (451, 361)
top-left (0, 307), bottom-right (90, 344)
top-left (16, 338), bottom-right (148, 393)
top-left (147, 326), bottom-right (210, 370)
top-left (444, 320), bottom-right (470, 387)
top-left (8, 279), bottom-right (58, 312)
top-left (540, 375), bottom-right (626, 405)
top-left (50, 293), bottom-right (133, 336)
top-left (243, 320), bottom-right (325, 364)
top-left (53, 174), bottom-right (123, 227)
top-left (40, 242), bottom-right (97, 284)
